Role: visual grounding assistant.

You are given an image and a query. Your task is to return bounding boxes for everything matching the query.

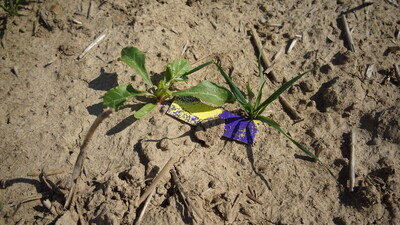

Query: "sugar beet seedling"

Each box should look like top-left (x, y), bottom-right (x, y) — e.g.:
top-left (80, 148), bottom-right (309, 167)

top-left (103, 47), bottom-right (235, 118)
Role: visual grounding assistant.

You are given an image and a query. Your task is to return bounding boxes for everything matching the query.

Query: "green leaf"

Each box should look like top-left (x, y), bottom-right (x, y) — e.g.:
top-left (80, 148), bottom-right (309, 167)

top-left (246, 82), bottom-right (255, 105)
top-left (254, 69), bottom-right (312, 117)
top-left (165, 59), bottom-right (191, 84)
top-left (257, 115), bottom-right (337, 179)
top-left (103, 85), bottom-right (147, 110)
top-left (172, 81), bottom-right (235, 106)
top-left (254, 80), bottom-right (266, 110)
top-left (134, 103), bottom-right (157, 119)
top-left (215, 64), bottom-right (252, 113)
top-left (182, 61), bottom-right (213, 77)
top-left (119, 47), bottom-right (153, 88)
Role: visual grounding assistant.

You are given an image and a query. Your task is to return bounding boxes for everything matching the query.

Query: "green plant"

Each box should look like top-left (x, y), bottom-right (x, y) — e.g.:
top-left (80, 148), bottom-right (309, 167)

top-left (0, 0), bottom-right (24, 16)
top-left (215, 60), bottom-right (336, 178)
top-left (104, 47), bottom-right (234, 118)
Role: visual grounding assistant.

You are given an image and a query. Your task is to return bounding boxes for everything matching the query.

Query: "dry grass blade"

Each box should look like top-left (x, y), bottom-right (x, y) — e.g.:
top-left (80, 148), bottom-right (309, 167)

top-left (171, 169), bottom-right (203, 222)
top-left (78, 30), bottom-right (107, 59)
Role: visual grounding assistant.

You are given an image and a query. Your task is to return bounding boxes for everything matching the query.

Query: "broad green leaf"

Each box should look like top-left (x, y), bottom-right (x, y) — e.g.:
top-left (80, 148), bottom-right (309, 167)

top-left (165, 59), bottom-right (191, 84)
top-left (103, 85), bottom-right (147, 110)
top-left (119, 47), bottom-right (153, 88)
top-left (257, 115), bottom-right (337, 179)
top-left (134, 103), bottom-right (157, 119)
top-left (172, 81), bottom-right (235, 106)
top-left (215, 64), bottom-right (252, 113)
top-left (254, 69), bottom-right (312, 116)
top-left (182, 61), bottom-right (213, 77)
top-left (246, 82), bottom-right (255, 105)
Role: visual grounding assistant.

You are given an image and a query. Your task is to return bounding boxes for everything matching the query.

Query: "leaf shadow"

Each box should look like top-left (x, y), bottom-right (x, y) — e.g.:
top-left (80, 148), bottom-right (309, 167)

top-left (245, 145), bottom-right (273, 192)
top-left (89, 67), bottom-right (119, 91)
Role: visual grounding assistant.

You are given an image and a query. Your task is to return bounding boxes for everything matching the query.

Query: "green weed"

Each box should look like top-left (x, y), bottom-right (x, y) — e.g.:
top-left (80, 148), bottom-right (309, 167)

top-left (104, 47), bottom-right (234, 118)
top-left (0, 0), bottom-right (24, 16)
top-left (215, 59), bottom-right (336, 179)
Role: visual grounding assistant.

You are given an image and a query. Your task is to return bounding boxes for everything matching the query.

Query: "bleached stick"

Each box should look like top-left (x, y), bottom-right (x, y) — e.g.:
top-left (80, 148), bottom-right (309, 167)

top-left (349, 131), bottom-right (356, 192)
top-left (135, 157), bottom-right (176, 207)
top-left (171, 169), bottom-right (203, 221)
top-left (135, 189), bottom-right (155, 225)
top-left (78, 30), bottom-right (107, 59)
top-left (341, 14), bottom-right (356, 52)
top-left (250, 27), bottom-right (279, 83)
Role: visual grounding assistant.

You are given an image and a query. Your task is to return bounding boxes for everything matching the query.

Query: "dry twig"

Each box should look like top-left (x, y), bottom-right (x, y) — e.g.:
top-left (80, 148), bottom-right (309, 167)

top-left (135, 189), bottom-right (155, 225)
top-left (135, 157), bottom-right (176, 207)
top-left (394, 64), bottom-right (400, 84)
top-left (78, 30), bottom-right (107, 59)
top-left (349, 130), bottom-right (356, 192)
top-left (250, 27), bottom-right (278, 83)
top-left (341, 14), bottom-right (356, 52)
top-left (171, 169), bottom-right (203, 222)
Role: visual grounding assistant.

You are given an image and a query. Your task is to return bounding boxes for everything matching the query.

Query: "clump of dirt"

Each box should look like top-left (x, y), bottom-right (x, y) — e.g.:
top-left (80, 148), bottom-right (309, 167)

top-left (320, 77), bottom-right (365, 112)
top-left (377, 106), bottom-right (400, 144)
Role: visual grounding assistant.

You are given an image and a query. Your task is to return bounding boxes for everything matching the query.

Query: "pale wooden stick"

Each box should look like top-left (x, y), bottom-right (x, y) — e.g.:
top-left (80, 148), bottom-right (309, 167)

top-left (78, 30), bottom-right (107, 59)
top-left (27, 168), bottom-right (64, 177)
top-left (278, 96), bottom-right (302, 120)
top-left (349, 131), bottom-right (356, 192)
top-left (135, 157), bottom-right (176, 207)
top-left (181, 40), bottom-right (189, 56)
top-left (341, 14), bottom-right (356, 52)
top-left (250, 27), bottom-right (278, 83)
top-left (286, 38), bottom-right (298, 54)
top-left (171, 169), bottom-right (203, 221)
top-left (135, 189), bottom-right (155, 225)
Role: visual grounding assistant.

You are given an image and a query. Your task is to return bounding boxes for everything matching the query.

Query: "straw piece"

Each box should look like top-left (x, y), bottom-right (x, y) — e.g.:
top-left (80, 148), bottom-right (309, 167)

top-left (286, 38), bottom-right (298, 54)
top-left (171, 169), bottom-right (203, 222)
top-left (341, 14), bottom-right (356, 52)
top-left (250, 27), bottom-right (279, 83)
top-left (272, 47), bottom-right (284, 62)
top-left (135, 189), bottom-right (155, 225)
top-left (278, 96), bottom-right (302, 120)
top-left (181, 40), bottom-right (189, 56)
top-left (78, 30), bottom-right (107, 59)
top-left (135, 157), bottom-right (176, 207)
top-left (349, 131), bottom-right (356, 192)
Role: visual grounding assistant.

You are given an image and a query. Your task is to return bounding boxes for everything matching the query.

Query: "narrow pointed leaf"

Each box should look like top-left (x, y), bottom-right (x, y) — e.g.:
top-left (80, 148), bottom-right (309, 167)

top-left (182, 61), bottom-right (213, 77)
top-left (134, 103), bottom-right (157, 119)
top-left (257, 115), bottom-right (337, 179)
top-left (254, 80), bottom-right (266, 110)
top-left (215, 64), bottom-right (251, 112)
top-left (119, 47), bottom-right (153, 88)
top-left (246, 82), bottom-right (255, 105)
top-left (172, 81), bottom-right (235, 106)
top-left (254, 69), bottom-right (312, 116)
top-left (103, 85), bottom-right (147, 110)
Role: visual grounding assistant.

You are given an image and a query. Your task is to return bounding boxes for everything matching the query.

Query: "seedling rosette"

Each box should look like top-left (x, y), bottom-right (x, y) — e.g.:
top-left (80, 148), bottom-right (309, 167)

top-left (103, 47), bottom-right (235, 118)
top-left (215, 59), bottom-right (336, 178)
